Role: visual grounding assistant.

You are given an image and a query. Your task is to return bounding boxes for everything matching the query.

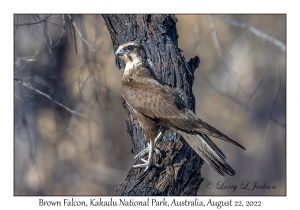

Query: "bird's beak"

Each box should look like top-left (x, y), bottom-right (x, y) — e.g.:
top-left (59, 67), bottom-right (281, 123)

top-left (115, 49), bottom-right (124, 57)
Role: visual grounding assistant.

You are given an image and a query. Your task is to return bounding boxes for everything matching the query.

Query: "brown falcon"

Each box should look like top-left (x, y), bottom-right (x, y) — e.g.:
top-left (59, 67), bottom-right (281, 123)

top-left (115, 41), bottom-right (245, 176)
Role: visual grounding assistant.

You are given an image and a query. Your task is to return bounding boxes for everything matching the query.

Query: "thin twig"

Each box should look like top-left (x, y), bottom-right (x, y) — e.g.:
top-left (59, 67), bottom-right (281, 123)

top-left (50, 103), bottom-right (85, 140)
top-left (40, 15), bottom-right (53, 51)
top-left (197, 68), bottom-right (285, 128)
top-left (68, 15), bottom-right (98, 53)
top-left (71, 21), bottom-right (78, 54)
top-left (14, 15), bottom-right (52, 26)
top-left (215, 15), bottom-right (286, 51)
top-left (270, 57), bottom-right (285, 127)
top-left (14, 50), bottom-right (41, 75)
top-left (209, 15), bottom-right (246, 95)
top-left (15, 94), bottom-right (38, 106)
top-left (190, 27), bottom-right (211, 55)
top-left (247, 45), bottom-right (283, 110)
top-left (15, 79), bottom-right (89, 121)
top-left (33, 15), bottom-right (52, 53)
top-left (209, 16), bottom-right (225, 64)
top-left (52, 15), bottom-right (66, 48)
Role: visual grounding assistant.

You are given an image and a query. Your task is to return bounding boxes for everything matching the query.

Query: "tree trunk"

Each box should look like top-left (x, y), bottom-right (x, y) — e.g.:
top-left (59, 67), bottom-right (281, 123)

top-left (103, 14), bottom-right (203, 196)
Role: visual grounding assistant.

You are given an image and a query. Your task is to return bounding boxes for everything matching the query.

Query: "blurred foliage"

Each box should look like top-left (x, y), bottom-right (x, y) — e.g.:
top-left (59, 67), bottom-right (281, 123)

top-left (14, 14), bottom-right (286, 195)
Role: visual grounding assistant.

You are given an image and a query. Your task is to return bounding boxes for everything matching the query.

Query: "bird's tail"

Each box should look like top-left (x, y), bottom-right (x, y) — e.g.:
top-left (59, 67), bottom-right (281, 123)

top-left (177, 130), bottom-right (236, 176)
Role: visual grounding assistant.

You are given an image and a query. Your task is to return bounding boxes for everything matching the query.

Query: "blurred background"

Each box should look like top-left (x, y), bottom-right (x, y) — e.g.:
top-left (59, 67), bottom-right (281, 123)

top-left (14, 14), bottom-right (286, 195)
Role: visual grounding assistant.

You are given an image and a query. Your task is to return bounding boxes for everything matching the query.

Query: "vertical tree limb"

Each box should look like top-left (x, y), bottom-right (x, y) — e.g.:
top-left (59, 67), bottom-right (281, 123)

top-left (103, 14), bottom-right (203, 196)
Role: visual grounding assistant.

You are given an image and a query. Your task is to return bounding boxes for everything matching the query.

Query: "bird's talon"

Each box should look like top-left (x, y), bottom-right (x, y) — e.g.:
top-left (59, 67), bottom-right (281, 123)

top-left (134, 144), bottom-right (161, 160)
top-left (143, 166), bottom-right (150, 172)
top-left (141, 158), bottom-right (147, 163)
top-left (133, 160), bottom-right (160, 171)
top-left (154, 148), bottom-right (161, 158)
top-left (132, 163), bottom-right (146, 168)
top-left (134, 147), bottom-right (149, 159)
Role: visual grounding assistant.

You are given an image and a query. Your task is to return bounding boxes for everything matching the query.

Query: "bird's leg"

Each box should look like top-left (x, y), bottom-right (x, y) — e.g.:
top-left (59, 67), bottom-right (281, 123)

top-left (153, 131), bottom-right (162, 157)
top-left (134, 131), bottom-right (162, 160)
top-left (133, 132), bottom-right (163, 171)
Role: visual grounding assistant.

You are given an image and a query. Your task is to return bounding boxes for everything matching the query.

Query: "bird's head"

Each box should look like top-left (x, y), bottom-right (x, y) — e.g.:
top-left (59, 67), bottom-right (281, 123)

top-left (115, 41), bottom-right (143, 66)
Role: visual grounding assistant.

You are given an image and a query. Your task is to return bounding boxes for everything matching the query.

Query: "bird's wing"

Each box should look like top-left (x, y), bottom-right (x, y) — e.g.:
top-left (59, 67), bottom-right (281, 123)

top-left (121, 77), bottom-right (245, 150)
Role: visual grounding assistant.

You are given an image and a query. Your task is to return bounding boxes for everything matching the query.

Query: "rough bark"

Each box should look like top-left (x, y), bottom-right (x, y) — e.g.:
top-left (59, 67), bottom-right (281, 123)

top-left (103, 14), bottom-right (203, 196)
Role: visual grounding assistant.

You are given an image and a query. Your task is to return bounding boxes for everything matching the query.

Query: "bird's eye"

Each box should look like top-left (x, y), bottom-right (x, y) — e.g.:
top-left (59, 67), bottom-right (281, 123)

top-left (126, 46), bottom-right (134, 52)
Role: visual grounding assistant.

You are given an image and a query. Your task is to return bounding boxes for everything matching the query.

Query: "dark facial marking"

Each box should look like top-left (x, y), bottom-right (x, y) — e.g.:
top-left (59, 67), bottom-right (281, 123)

top-left (125, 45), bottom-right (136, 52)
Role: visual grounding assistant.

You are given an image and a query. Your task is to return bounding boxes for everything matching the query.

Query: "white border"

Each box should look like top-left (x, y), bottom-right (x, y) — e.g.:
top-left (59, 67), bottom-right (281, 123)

top-left (3, 0), bottom-right (297, 208)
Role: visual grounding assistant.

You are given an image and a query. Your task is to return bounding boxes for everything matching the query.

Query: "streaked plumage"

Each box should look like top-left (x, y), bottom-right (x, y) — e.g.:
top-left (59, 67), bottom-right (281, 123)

top-left (116, 41), bottom-right (245, 176)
